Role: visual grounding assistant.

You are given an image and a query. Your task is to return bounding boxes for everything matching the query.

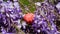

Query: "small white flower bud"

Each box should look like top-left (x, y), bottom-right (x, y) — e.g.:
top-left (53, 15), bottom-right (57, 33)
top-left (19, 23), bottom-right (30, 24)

top-left (35, 2), bottom-right (41, 6)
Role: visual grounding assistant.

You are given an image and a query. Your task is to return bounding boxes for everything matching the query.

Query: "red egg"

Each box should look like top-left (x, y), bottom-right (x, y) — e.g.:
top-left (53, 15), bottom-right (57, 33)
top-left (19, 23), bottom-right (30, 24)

top-left (23, 13), bottom-right (34, 24)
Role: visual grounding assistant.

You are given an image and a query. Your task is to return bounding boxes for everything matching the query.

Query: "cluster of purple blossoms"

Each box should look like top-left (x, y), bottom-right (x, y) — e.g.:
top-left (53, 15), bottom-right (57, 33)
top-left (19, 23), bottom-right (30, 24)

top-left (0, 0), bottom-right (23, 33)
top-left (31, 1), bottom-right (60, 34)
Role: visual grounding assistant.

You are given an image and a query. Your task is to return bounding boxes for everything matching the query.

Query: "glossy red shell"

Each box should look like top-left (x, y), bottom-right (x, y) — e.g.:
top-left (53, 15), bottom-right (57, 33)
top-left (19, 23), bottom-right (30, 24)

top-left (23, 13), bottom-right (34, 23)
